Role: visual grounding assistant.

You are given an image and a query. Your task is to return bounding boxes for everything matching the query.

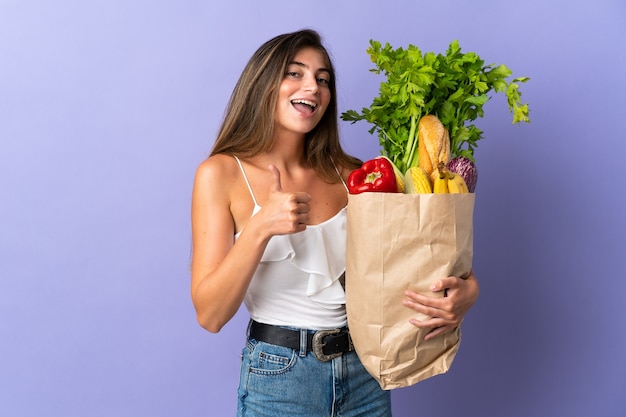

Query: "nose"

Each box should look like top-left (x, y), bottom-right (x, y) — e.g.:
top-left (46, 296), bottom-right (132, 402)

top-left (303, 73), bottom-right (318, 93)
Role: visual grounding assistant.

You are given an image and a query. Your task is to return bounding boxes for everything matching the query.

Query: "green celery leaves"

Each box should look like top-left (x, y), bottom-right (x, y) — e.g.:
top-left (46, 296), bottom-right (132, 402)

top-left (341, 39), bottom-right (530, 172)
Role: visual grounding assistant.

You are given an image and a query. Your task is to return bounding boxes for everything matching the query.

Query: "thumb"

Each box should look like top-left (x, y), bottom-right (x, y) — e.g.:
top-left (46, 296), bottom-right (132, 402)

top-left (268, 164), bottom-right (283, 193)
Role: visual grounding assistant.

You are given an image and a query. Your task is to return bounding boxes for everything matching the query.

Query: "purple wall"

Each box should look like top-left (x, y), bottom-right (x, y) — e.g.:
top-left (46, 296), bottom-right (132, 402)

top-left (1, 1), bottom-right (625, 416)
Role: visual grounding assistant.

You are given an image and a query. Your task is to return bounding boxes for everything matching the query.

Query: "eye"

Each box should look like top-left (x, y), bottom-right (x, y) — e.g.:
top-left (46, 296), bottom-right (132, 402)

top-left (317, 77), bottom-right (330, 85)
top-left (285, 70), bottom-right (301, 78)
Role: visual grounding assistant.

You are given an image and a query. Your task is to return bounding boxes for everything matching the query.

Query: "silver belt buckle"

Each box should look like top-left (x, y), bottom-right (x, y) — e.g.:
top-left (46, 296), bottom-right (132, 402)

top-left (312, 328), bottom-right (342, 362)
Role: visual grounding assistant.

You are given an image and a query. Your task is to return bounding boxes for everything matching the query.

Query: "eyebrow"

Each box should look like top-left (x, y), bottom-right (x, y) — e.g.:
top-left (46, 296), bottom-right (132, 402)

top-left (289, 60), bottom-right (331, 74)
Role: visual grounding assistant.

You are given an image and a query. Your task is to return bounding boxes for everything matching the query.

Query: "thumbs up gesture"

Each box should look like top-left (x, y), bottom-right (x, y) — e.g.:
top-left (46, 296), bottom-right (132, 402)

top-left (263, 165), bottom-right (311, 235)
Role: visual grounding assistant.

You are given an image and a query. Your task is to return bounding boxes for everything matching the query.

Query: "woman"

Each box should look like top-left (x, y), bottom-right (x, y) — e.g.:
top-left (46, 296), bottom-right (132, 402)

top-left (190, 29), bottom-right (479, 417)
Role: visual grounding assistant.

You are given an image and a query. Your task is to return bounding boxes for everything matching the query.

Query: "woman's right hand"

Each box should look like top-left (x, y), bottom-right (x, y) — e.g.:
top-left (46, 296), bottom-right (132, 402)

top-left (259, 164), bottom-right (311, 236)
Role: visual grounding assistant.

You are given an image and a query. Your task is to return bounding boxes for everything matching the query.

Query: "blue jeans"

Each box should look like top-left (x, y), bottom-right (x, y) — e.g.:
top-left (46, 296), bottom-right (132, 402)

top-left (237, 328), bottom-right (391, 417)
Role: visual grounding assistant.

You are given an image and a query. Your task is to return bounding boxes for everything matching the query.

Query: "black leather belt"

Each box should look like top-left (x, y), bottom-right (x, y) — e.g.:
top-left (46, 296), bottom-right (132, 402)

top-left (248, 320), bottom-right (354, 362)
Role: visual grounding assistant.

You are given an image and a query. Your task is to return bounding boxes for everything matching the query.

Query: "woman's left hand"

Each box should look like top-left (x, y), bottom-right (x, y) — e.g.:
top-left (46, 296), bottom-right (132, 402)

top-left (402, 270), bottom-right (479, 340)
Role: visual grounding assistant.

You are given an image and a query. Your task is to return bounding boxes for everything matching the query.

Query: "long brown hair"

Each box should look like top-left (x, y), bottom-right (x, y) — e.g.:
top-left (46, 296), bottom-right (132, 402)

top-left (210, 29), bottom-right (361, 181)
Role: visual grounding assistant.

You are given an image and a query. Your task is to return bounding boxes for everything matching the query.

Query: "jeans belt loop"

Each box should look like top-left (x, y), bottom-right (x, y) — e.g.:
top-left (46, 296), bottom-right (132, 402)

top-left (298, 328), bottom-right (307, 357)
top-left (312, 328), bottom-right (343, 362)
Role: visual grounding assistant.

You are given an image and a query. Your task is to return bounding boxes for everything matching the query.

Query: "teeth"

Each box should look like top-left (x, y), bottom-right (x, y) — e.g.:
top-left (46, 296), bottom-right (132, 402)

top-left (291, 99), bottom-right (317, 109)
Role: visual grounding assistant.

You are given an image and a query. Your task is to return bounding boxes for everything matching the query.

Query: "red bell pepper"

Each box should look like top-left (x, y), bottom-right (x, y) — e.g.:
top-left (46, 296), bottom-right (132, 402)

top-left (347, 157), bottom-right (399, 194)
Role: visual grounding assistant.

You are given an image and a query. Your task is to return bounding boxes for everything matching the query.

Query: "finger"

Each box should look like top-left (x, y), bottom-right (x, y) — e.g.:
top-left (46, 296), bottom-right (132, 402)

top-left (428, 278), bottom-right (460, 296)
top-left (410, 315), bottom-right (449, 328)
top-left (403, 298), bottom-right (452, 321)
top-left (404, 289), bottom-right (447, 305)
top-left (268, 164), bottom-right (283, 193)
top-left (423, 325), bottom-right (452, 340)
top-left (432, 276), bottom-right (462, 291)
top-left (293, 191), bottom-right (312, 205)
top-left (409, 315), bottom-right (455, 338)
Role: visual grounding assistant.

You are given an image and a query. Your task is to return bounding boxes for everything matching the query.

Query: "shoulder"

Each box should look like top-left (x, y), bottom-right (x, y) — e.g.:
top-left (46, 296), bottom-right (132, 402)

top-left (332, 153), bottom-right (361, 183)
top-left (195, 153), bottom-right (238, 181)
top-left (337, 163), bottom-right (358, 183)
top-left (194, 154), bottom-right (248, 195)
top-left (192, 154), bottom-right (242, 206)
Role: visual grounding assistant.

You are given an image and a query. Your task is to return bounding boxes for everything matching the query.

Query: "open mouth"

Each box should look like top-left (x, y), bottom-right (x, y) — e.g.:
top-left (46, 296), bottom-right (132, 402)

top-left (291, 99), bottom-right (317, 114)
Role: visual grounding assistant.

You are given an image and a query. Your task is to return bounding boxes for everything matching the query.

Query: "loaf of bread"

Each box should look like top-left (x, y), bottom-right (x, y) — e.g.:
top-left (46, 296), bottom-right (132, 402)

top-left (417, 115), bottom-right (450, 182)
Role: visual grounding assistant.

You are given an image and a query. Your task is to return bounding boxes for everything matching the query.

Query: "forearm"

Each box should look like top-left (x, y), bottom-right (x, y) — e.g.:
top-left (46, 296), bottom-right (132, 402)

top-left (191, 223), bottom-right (270, 333)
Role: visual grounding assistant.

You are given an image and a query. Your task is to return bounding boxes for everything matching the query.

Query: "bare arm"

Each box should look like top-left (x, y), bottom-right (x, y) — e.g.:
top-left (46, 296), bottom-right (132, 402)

top-left (190, 158), bottom-right (310, 332)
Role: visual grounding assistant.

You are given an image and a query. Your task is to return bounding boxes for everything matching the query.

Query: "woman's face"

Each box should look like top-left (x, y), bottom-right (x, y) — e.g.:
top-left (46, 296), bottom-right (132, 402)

top-left (274, 47), bottom-right (332, 137)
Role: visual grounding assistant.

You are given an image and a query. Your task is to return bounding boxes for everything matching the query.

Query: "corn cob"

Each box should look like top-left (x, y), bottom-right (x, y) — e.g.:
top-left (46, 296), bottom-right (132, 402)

top-left (377, 156), bottom-right (405, 193)
top-left (392, 166), bottom-right (406, 193)
top-left (404, 166), bottom-right (432, 194)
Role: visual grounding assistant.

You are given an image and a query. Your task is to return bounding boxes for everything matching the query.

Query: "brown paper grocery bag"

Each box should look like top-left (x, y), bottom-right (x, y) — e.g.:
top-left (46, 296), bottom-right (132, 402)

top-left (345, 192), bottom-right (475, 390)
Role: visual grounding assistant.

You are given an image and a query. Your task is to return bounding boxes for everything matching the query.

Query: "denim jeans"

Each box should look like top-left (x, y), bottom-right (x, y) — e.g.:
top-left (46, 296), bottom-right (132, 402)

top-left (237, 329), bottom-right (391, 417)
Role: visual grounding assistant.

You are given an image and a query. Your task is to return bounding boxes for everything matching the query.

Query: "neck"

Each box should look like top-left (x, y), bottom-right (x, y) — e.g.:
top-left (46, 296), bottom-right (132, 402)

top-left (267, 132), bottom-right (307, 170)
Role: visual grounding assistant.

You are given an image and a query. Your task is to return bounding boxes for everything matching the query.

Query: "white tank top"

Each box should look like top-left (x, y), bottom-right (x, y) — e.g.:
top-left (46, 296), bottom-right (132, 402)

top-left (234, 156), bottom-right (349, 330)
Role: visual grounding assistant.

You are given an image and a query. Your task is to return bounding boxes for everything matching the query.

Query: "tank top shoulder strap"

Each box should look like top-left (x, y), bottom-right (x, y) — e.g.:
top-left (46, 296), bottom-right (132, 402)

top-left (331, 158), bottom-right (349, 193)
top-left (233, 156), bottom-right (261, 210)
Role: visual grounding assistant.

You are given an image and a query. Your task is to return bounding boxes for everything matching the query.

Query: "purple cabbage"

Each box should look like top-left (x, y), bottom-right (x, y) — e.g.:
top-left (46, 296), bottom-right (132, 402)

top-left (447, 156), bottom-right (478, 193)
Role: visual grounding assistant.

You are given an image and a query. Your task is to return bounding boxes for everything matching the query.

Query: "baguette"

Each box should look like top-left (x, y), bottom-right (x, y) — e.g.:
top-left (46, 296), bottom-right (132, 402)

top-left (417, 115), bottom-right (450, 182)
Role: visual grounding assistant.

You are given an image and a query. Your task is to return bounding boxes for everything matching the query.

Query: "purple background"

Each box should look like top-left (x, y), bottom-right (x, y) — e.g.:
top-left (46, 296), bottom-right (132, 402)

top-left (1, 1), bottom-right (625, 416)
